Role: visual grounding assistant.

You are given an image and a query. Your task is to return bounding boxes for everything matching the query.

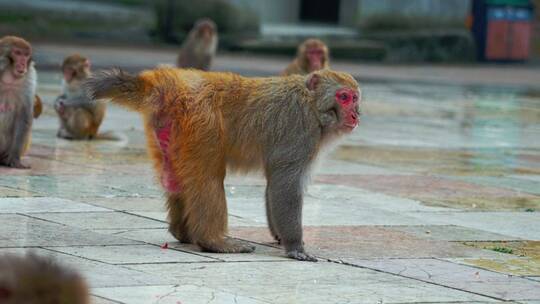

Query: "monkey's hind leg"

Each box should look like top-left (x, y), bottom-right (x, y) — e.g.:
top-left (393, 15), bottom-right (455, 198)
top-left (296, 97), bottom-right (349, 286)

top-left (181, 177), bottom-right (254, 254)
top-left (166, 193), bottom-right (192, 244)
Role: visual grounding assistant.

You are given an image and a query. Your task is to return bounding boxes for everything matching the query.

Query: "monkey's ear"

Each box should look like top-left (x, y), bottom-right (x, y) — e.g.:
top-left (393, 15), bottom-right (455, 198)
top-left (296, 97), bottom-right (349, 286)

top-left (306, 73), bottom-right (320, 91)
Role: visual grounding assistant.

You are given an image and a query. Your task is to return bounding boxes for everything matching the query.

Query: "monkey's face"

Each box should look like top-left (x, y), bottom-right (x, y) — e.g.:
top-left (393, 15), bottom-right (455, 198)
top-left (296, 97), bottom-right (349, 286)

top-left (334, 87), bottom-right (360, 132)
top-left (9, 46), bottom-right (31, 78)
top-left (64, 59), bottom-right (91, 84)
top-left (198, 24), bottom-right (214, 39)
top-left (310, 72), bottom-right (361, 134)
top-left (306, 47), bottom-right (325, 71)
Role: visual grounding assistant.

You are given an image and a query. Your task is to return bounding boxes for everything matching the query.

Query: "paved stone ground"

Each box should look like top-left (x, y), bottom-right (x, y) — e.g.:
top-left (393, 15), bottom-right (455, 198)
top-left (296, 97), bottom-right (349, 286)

top-left (1, 46), bottom-right (540, 303)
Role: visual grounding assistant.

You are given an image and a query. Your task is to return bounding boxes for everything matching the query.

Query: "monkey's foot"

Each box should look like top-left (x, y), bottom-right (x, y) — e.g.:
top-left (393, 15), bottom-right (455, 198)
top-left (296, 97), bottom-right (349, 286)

top-left (286, 250), bottom-right (318, 262)
top-left (271, 235), bottom-right (281, 245)
top-left (169, 228), bottom-right (192, 244)
top-left (2, 159), bottom-right (29, 169)
top-left (199, 238), bottom-right (255, 254)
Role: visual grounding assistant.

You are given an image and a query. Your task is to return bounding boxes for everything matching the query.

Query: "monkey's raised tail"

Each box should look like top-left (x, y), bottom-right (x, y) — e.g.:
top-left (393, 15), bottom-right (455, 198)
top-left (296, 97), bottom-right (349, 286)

top-left (85, 69), bottom-right (148, 112)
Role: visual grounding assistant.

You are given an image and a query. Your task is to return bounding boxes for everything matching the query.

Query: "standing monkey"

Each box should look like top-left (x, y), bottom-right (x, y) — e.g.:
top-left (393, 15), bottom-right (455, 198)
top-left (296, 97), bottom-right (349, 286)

top-left (0, 253), bottom-right (89, 304)
top-left (176, 18), bottom-right (218, 71)
top-left (54, 54), bottom-right (106, 140)
top-left (282, 38), bottom-right (330, 76)
top-left (0, 36), bottom-right (37, 169)
top-left (87, 68), bottom-right (361, 261)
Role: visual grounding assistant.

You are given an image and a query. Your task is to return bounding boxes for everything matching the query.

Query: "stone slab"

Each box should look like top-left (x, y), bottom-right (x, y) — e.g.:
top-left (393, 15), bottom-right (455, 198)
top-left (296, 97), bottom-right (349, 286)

top-left (0, 214), bottom-right (139, 247)
top-left (406, 212), bottom-right (540, 240)
top-left (390, 225), bottom-right (522, 242)
top-left (0, 248), bottom-right (172, 288)
top-left (82, 197), bottom-right (165, 212)
top-left (48, 244), bottom-right (215, 264)
top-left (90, 296), bottom-right (121, 304)
top-left (227, 197), bottom-right (436, 227)
top-left (31, 211), bottom-right (167, 230)
top-left (93, 285), bottom-right (269, 304)
top-left (230, 226), bottom-right (501, 260)
top-left (0, 197), bottom-right (110, 213)
top-left (316, 175), bottom-right (536, 203)
top-left (449, 257), bottom-right (540, 276)
top-left (353, 258), bottom-right (540, 301)
top-left (100, 228), bottom-right (289, 262)
top-left (127, 261), bottom-right (496, 304)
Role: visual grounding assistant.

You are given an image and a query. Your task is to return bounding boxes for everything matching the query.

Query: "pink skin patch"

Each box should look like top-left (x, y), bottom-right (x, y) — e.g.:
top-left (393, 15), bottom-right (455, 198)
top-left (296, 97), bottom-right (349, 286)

top-left (0, 103), bottom-right (15, 113)
top-left (155, 122), bottom-right (181, 193)
top-left (335, 88), bottom-right (360, 131)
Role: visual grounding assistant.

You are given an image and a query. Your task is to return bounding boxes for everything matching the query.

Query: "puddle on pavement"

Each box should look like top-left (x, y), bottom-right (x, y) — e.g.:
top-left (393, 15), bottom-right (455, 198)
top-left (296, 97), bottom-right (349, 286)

top-left (461, 241), bottom-right (540, 276)
top-left (419, 196), bottom-right (540, 211)
top-left (334, 145), bottom-right (540, 176)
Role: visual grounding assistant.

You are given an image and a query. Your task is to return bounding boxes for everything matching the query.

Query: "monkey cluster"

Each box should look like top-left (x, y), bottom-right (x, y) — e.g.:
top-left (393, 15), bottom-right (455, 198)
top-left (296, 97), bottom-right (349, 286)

top-left (1, 22), bottom-right (359, 262)
top-left (0, 253), bottom-right (89, 304)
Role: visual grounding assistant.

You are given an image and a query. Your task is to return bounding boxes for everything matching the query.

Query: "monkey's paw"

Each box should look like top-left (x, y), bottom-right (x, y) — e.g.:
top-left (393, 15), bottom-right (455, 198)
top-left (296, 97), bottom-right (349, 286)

top-left (4, 159), bottom-right (29, 169)
top-left (287, 250), bottom-right (318, 262)
top-left (200, 238), bottom-right (255, 254)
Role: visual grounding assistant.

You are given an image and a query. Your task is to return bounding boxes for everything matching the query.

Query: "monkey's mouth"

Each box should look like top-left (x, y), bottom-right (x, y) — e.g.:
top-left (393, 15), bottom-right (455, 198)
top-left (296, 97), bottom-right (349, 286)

top-left (13, 68), bottom-right (26, 78)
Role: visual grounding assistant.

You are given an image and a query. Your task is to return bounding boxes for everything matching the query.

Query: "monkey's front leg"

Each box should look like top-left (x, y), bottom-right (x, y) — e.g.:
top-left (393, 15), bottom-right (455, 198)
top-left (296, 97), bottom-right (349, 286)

top-left (4, 108), bottom-right (32, 169)
top-left (266, 170), bottom-right (317, 262)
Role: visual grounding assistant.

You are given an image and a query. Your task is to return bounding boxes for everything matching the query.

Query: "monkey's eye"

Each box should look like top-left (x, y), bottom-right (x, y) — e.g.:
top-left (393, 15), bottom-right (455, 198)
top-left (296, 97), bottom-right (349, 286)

top-left (336, 89), bottom-right (354, 105)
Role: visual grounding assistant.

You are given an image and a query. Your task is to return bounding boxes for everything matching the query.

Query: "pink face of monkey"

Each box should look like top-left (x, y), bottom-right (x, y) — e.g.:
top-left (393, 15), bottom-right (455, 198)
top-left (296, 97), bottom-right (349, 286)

top-left (10, 46), bottom-right (31, 78)
top-left (306, 47), bottom-right (324, 71)
top-left (335, 87), bottom-right (360, 131)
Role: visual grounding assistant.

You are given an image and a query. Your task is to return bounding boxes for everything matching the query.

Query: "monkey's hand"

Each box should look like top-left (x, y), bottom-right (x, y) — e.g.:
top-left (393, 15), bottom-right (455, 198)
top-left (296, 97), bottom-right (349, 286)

top-left (287, 249), bottom-right (318, 262)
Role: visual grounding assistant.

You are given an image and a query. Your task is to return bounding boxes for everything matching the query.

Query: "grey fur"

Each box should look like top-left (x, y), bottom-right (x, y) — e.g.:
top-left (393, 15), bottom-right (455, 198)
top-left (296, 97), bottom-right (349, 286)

top-left (0, 63), bottom-right (36, 168)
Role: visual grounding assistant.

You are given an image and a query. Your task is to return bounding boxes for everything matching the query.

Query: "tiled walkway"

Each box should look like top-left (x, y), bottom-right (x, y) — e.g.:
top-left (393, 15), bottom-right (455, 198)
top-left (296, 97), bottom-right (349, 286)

top-left (0, 56), bottom-right (539, 303)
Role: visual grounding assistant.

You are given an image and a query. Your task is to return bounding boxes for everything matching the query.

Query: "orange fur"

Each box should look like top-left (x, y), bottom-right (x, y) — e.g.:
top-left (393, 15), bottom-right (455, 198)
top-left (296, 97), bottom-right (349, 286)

top-left (88, 68), bottom-right (359, 254)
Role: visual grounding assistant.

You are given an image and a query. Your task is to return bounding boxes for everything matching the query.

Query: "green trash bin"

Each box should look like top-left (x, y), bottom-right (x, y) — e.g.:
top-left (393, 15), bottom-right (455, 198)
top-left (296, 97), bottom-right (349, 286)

top-left (471, 0), bottom-right (534, 61)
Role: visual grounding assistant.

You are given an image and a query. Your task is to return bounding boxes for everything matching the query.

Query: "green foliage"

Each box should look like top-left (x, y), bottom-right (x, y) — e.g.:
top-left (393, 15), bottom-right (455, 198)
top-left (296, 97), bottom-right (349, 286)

top-left (491, 247), bottom-right (514, 254)
top-left (154, 0), bottom-right (259, 43)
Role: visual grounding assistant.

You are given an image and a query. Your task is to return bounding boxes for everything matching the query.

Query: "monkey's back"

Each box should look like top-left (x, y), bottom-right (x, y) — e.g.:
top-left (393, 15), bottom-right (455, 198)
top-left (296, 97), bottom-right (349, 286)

top-left (139, 68), bottom-right (318, 171)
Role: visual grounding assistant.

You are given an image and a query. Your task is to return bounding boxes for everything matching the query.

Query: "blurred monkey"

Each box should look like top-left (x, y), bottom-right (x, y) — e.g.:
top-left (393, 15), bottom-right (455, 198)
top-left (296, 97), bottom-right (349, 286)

top-left (0, 253), bottom-right (89, 304)
top-left (177, 18), bottom-right (218, 71)
top-left (54, 54), bottom-right (106, 140)
top-left (283, 38), bottom-right (330, 76)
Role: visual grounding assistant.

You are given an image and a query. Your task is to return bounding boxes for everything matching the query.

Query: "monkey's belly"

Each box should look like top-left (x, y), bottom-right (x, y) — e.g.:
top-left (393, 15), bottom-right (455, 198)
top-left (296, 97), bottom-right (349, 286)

top-left (155, 123), bottom-right (181, 193)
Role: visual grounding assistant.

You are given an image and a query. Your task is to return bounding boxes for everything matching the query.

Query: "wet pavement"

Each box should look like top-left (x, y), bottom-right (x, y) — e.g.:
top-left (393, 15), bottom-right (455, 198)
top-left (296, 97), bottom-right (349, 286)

top-left (1, 55), bottom-right (540, 303)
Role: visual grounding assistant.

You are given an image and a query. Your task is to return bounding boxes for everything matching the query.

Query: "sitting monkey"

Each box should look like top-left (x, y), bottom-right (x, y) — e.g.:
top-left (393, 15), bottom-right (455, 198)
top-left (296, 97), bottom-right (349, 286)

top-left (54, 54), bottom-right (106, 140)
top-left (283, 38), bottom-right (330, 76)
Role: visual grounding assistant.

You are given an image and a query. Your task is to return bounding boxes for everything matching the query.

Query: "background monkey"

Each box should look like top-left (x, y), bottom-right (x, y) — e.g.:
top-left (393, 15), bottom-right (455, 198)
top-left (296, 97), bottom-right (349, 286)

top-left (55, 54), bottom-right (106, 140)
top-left (176, 18), bottom-right (218, 71)
top-left (283, 38), bottom-right (330, 76)
top-left (0, 35), bottom-right (37, 169)
top-left (87, 67), bottom-right (361, 261)
top-left (0, 253), bottom-right (89, 304)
